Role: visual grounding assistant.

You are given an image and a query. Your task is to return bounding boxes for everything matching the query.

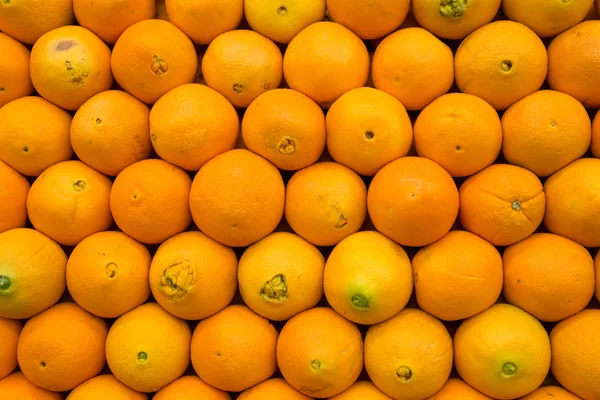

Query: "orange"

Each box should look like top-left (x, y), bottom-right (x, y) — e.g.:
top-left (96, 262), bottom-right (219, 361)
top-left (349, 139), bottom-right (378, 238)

top-left (149, 231), bottom-right (238, 320)
top-left (150, 83), bottom-right (240, 171)
top-left (154, 375), bottom-right (231, 400)
top-left (372, 27), bottom-right (454, 111)
top-left (368, 157), bottom-right (459, 247)
top-left (67, 374), bottom-right (148, 400)
top-left (238, 379), bottom-right (310, 400)
top-left (27, 160), bottom-right (113, 246)
top-left (548, 21), bottom-right (600, 109)
top-left (596, 251), bottom-right (600, 302)
top-left (66, 231), bottom-right (151, 318)
top-left (412, 0), bottom-right (501, 40)
top-left (0, 228), bottom-right (66, 320)
top-left (330, 381), bottom-right (393, 400)
top-left (106, 303), bottom-right (192, 393)
top-left (365, 308), bottom-right (453, 400)
top-left (0, 161), bottom-right (29, 234)
top-left (544, 158), bottom-right (600, 247)
top-left (503, 233), bottom-right (595, 322)
top-left (238, 232), bottom-right (325, 321)
top-left (190, 149), bottom-right (285, 247)
top-left (112, 19), bottom-right (197, 104)
top-left (502, 90), bottom-right (591, 177)
top-left (454, 304), bottom-right (551, 399)
top-left (326, 0), bottom-right (410, 39)
top-left (412, 230), bottom-right (503, 321)
top-left (459, 164), bottom-right (545, 246)
top-left (0, 317), bottom-right (22, 379)
top-left (0, 372), bottom-right (62, 400)
top-left (110, 159), bottom-right (192, 245)
top-left (520, 386), bottom-right (582, 400)
top-left (593, 110), bottom-right (600, 158)
top-left (0, 0), bottom-right (74, 44)
top-left (277, 307), bottom-right (363, 398)
top-left (202, 29), bottom-right (283, 108)
top-left (191, 305), bottom-right (278, 392)
top-left (0, 33), bottom-right (33, 108)
top-left (455, 21), bottom-right (548, 110)
top-left (414, 93), bottom-right (502, 177)
top-left (0, 96), bottom-right (72, 177)
top-left (242, 88), bottom-right (326, 171)
top-left (166, 0), bottom-right (243, 44)
top-left (324, 231), bottom-right (413, 325)
top-left (30, 26), bottom-right (113, 111)
top-left (17, 302), bottom-right (108, 392)
top-left (285, 162), bottom-right (367, 246)
top-left (283, 21), bottom-right (369, 107)
top-left (551, 309), bottom-right (600, 399)
top-left (326, 87), bottom-right (413, 176)
top-left (425, 378), bottom-right (492, 400)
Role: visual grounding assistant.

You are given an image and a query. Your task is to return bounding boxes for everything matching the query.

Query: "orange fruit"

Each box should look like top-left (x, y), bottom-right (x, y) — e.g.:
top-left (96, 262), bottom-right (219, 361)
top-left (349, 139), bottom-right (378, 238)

top-left (150, 83), bottom-right (240, 171)
top-left (0, 161), bottom-right (29, 234)
top-left (27, 160), bottom-right (113, 246)
top-left (154, 375), bottom-right (231, 400)
top-left (67, 374), bottom-right (148, 400)
top-left (368, 157), bottom-right (459, 247)
top-left (544, 158), bottom-right (600, 247)
top-left (0, 96), bottom-right (72, 177)
top-left (66, 231), bottom-right (151, 318)
top-left (593, 110), bottom-right (600, 158)
top-left (0, 372), bottom-right (62, 400)
top-left (365, 308), bottom-right (453, 400)
top-left (459, 164), bottom-right (545, 246)
top-left (111, 19), bottom-right (197, 104)
top-left (191, 305), bottom-right (278, 392)
top-left (520, 386), bottom-right (582, 400)
top-left (454, 304), bottom-right (551, 399)
top-left (242, 88), bottom-right (326, 171)
top-left (425, 378), bottom-right (492, 400)
top-left (503, 233), bottom-right (595, 323)
top-left (283, 21), bottom-right (369, 106)
top-left (30, 26), bottom-right (113, 111)
top-left (0, 317), bottom-right (22, 379)
top-left (0, 33), bottom-right (33, 108)
top-left (412, 0), bottom-right (500, 40)
top-left (110, 159), bottom-right (192, 245)
top-left (277, 307), bottom-right (363, 398)
top-left (238, 378), bottom-right (310, 400)
top-left (412, 230), bottom-right (503, 322)
top-left (106, 303), bottom-right (192, 393)
top-left (17, 302), bottom-right (108, 392)
top-left (326, 0), bottom-right (410, 39)
top-left (596, 251), bottom-right (600, 302)
top-left (149, 231), bottom-right (238, 320)
top-left (238, 232), bottom-right (325, 321)
top-left (414, 93), bottom-right (502, 177)
top-left (0, 0), bottom-right (74, 44)
top-left (190, 149), bottom-right (285, 247)
top-left (548, 21), bottom-right (600, 109)
top-left (330, 381), bottom-right (393, 400)
top-left (326, 87), bottom-right (413, 176)
top-left (455, 21), bottom-right (548, 110)
top-left (372, 27), bottom-right (454, 111)
top-left (71, 90), bottom-right (152, 176)
top-left (285, 162), bottom-right (367, 247)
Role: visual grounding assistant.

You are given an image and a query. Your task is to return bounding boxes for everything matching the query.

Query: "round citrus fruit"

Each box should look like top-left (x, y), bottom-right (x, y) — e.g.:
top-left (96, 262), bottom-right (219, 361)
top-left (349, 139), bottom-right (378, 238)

top-left (330, 381), bottom-right (393, 400)
top-left (0, 317), bottom-right (22, 379)
top-left (67, 374), bottom-right (148, 400)
top-left (520, 386), bottom-right (582, 400)
top-left (0, 33), bottom-right (33, 108)
top-left (326, 0), bottom-right (410, 39)
top-left (0, 372), bottom-right (62, 400)
top-left (154, 375), bottom-right (231, 400)
top-left (425, 378), bottom-right (493, 399)
top-left (0, 0), bottom-right (74, 44)
top-left (238, 378), bottom-right (311, 400)
top-left (0, 161), bottom-right (29, 234)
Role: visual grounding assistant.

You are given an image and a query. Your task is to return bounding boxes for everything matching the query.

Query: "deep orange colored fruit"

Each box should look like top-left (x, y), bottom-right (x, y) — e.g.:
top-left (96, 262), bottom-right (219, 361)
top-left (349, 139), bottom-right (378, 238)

top-left (0, 0), bottom-right (74, 44)
top-left (238, 378), bottom-right (311, 400)
top-left (0, 161), bottom-right (29, 234)
top-left (425, 378), bottom-right (492, 400)
top-left (326, 0), bottom-right (410, 39)
top-left (0, 33), bottom-right (33, 108)
top-left (67, 374), bottom-right (148, 400)
top-left (330, 381), bottom-right (393, 400)
top-left (593, 110), bottom-right (600, 158)
top-left (0, 317), bottom-right (22, 379)
top-left (0, 372), bottom-right (62, 400)
top-left (154, 375), bottom-right (231, 400)
top-left (520, 385), bottom-right (583, 400)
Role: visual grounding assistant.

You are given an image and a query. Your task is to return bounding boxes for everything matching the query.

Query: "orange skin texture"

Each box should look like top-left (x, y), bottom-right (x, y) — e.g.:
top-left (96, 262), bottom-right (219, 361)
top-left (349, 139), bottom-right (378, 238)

top-left (0, 96), bottom-right (72, 177)
top-left (0, 372), bottom-right (63, 400)
top-left (520, 385), bottom-right (582, 400)
top-left (27, 160), bottom-right (113, 246)
top-left (190, 149), bottom-right (285, 247)
top-left (150, 83), bottom-right (240, 171)
top-left (242, 88), bottom-right (326, 171)
top-left (17, 302), bottom-right (108, 392)
top-left (0, 160), bottom-right (29, 234)
top-left (414, 93), bottom-right (502, 177)
top-left (154, 375), bottom-right (231, 400)
top-left (285, 162), bottom-right (367, 247)
top-left (0, 317), bottom-right (22, 379)
top-left (502, 90), bottom-right (592, 178)
top-left (503, 233), bottom-right (595, 323)
top-left (592, 110), bottom-right (600, 158)
top-left (110, 159), bottom-right (192, 245)
top-left (550, 309), bottom-right (600, 399)
top-left (455, 21), bottom-right (548, 111)
top-left (413, 230), bottom-right (503, 322)
top-left (365, 308), bottom-right (453, 400)
top-left (459, 164), bottom-right (545, 247)
top-left (67, 374), bottom-right (148, 400)
top-left (368, 157), bottom-right (459, 247)
top-left (191, 305), bottom-right (278, 392)
top-left (106, 303), bottom-right (192, 393)
top-left (71, 90), bottom-right (152, 176)
top-left (284, 21), bottom-right (370, 107)
top-left (66, 231), bottom-right (151, 319)
top-left (326, 87), bottom-right (413, 176)
top-left (277, 307), bottom-right (363, 398)
top-left (372, 27), bottom-right (454, 111)
top-left (0, 33), bottom-right (33, 108)
top-left (330, 381), bottom-right (393, 400)
top-left (112, 19), bottom-right (197, 105)
top-left (425, 378), bottom-right (492, 400)
top-left (238, 232), bottom-right (325, 321)
top-left (326, 0), bottom-right (410, 39)
top-left (239, 378), bottom-right (311, 400)
top-left (544, 158), bottom-right (600, 247)
top-left (0, 0), bottom-right (74, 44)
top-left (596, 251), bottom-right (600, 302)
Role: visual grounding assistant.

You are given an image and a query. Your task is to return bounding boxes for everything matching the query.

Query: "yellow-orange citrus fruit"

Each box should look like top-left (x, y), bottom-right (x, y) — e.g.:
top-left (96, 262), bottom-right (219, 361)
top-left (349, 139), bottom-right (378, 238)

top-left (520, 385), bottom-right (583, 400)
top-left (326, 0), bottom-right (410, 39)
top-left (0, 317), bottom-right (22, 379)
top-left (0, 33), bottom-right (33, 108)
top-left (593, 110), bottom-right (600, 158)
top-left (238, 378), bottom-right (311, 400)
top-left (67, 374), bottom-right (148, 400)
top-left (0, 0), bottom-right (74, 44)
top-left (330, 381), bottom-right (393, 400)
top-left (0, 372), bottom-right (62, 400)
top-left (425, 378), bottom-right (492, 400)
top-left (0, 161), bottom-right (29, 234)
top-left (154, 375), bottom-right (231, 400)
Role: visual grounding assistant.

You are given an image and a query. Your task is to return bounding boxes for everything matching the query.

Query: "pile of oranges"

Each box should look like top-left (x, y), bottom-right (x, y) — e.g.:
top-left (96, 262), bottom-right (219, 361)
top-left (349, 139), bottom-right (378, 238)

top-left (1, 0), bottom-right (600, 399)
